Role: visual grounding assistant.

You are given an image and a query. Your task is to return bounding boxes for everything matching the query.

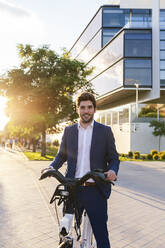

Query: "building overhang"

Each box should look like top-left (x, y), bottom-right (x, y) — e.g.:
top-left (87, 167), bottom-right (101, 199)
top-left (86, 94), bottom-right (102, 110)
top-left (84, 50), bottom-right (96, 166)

top-left (120, 0), bottom-right (165, 9)
top-left (96, 87), bottom-right (165, 110)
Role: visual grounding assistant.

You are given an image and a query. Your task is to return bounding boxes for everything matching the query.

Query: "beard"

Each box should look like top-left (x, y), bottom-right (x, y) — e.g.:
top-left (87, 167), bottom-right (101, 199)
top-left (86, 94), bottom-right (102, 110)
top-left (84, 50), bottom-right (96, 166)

top-left (80, 113), bottom-right (94, 123)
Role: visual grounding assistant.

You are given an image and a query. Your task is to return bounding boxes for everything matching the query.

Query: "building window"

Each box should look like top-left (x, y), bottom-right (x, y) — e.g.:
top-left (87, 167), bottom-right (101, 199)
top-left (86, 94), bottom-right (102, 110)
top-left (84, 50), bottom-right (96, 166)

top-left (103, 9), bottom-right (125, 27)
top-left (160, 60), bottom-right (165, 70)
top-left (160, 10), bottom-right (165, 28)
top-left (160, 70), bottom-right (165, 86)
top-left (131, 9), bottom-right (151, 26)
top-left (124, 59), bottom-right (152, 87)
top-left (100, 114), bottom-right (105, 124)
top-left (160, 41), bottom-right (165, 50)
top-left (160, 31), bottom-right (165, 40)
top-left (125, 31), bottom-right (152, 57)
top-left (112, 112), bottom-right (118, 125)
top-left (102, 28), bottom-right (120, 47)
top-left (119, 108), bottom-right (129, 124)
top-left (160, 30), bottom-right (165, 86)
top-left (160, 51), bottom-right (165, 60)
top-left (106, 112), bottom-right (111, 125)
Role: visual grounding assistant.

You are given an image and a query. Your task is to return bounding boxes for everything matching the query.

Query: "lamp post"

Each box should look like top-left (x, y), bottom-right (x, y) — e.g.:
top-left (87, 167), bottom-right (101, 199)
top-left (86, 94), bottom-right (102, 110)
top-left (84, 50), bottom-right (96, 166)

top-left (134, 83), bottom-right (139, 118)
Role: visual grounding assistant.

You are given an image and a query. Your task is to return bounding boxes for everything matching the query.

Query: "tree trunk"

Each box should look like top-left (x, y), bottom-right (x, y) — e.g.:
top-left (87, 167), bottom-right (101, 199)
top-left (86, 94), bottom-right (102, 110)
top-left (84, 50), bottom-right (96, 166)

top-left (158, 136), bottom-right (161, 152)
top-left (28, 140), bottom-right (31, 150)
top-left (41, 129), bottom-right (46, 157)
top-left (32, 138), bottom-right (37, 152)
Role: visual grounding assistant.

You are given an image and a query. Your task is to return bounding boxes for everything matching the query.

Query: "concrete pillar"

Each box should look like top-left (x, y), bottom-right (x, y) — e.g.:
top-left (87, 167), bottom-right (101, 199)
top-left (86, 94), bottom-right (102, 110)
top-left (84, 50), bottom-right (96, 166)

top-left (152, 0), bottom-right (160, 99)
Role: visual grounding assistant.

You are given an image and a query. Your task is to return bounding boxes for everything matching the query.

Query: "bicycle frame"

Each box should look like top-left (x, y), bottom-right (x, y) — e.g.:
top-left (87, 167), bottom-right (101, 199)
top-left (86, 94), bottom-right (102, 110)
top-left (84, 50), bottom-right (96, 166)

top-left (59, 211), bottom-right (95, 248)
top-left (39, 169), bottom-right (114, 248)
top-left (81, 212), bottom-right (96, 248)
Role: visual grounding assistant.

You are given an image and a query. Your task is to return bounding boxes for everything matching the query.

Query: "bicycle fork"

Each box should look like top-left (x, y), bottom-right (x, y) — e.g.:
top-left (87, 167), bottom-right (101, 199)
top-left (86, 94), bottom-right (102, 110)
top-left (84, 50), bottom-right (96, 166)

top-left (81, 212), bottom-right (95, 248)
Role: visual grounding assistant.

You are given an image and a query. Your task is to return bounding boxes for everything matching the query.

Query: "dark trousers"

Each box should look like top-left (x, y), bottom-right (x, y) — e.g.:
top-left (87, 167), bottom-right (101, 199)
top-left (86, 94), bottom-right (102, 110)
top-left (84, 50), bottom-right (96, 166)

top-left (77, 186), bottom-right (111, 248)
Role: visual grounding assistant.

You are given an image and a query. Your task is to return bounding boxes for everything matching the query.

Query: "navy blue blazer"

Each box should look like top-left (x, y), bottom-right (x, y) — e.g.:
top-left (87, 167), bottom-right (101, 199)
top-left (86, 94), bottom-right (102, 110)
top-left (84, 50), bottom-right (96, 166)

top-left (50, 121), bottom-right (120, 197)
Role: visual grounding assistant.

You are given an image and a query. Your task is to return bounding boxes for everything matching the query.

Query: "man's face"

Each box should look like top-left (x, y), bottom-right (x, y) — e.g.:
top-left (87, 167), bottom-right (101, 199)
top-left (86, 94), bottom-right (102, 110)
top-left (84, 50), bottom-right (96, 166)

top-left (77, 100), bottom-right (96, 123)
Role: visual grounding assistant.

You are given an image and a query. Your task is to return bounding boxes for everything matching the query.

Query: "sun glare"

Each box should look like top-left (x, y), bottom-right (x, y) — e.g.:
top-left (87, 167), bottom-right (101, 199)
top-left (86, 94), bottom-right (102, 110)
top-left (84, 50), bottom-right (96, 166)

top-left (0, 96), bottom-right (10, 131)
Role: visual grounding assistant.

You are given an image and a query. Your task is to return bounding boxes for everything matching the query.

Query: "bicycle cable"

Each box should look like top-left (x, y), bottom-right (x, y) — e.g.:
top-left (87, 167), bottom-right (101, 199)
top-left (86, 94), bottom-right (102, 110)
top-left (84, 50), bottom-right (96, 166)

top-left (54, 199), bottom-right (60, 226)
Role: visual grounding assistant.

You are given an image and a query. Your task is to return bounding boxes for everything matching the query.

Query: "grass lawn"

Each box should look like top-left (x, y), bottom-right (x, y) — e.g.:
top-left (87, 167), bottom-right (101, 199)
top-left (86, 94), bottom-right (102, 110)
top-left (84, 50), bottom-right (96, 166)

top-left (24, 152), bottom-right (54, 161)
top-left (119, 156), bottom-right (143, 162)
top-left (24, 152), bottom-right (165, 162)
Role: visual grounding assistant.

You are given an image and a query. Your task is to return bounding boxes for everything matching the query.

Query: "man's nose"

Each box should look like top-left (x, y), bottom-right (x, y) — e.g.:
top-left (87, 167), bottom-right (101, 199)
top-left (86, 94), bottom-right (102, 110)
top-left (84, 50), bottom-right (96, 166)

top-left (84, 107), bottom-right (89, 113)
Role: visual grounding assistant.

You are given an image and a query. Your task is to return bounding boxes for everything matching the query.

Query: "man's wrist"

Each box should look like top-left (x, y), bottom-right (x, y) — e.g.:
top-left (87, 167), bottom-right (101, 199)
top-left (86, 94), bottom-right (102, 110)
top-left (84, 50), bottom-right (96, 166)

top-left (108, 169), bottom-right (116, 175)
top-left (49, 165), bottom-right (54, 169)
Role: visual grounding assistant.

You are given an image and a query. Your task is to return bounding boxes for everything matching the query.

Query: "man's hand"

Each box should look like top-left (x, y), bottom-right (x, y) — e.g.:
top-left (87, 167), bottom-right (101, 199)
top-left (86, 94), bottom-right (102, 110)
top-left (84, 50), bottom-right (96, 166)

top-left (41, 167), bottom-right (51, 175)
top-left (105, 170), bottom-right (117, 181)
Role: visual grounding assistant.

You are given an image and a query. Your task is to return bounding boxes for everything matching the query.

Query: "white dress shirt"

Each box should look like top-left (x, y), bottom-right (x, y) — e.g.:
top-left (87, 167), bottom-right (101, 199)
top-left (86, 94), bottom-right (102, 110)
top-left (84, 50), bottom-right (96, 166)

top-left (75, 120), bottom-right (94, 179)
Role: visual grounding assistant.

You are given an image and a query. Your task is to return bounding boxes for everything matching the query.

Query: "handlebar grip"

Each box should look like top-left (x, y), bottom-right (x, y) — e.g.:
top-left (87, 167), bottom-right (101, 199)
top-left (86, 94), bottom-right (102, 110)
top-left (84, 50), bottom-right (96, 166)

top-left (39, 169), bottom-right (67, 184)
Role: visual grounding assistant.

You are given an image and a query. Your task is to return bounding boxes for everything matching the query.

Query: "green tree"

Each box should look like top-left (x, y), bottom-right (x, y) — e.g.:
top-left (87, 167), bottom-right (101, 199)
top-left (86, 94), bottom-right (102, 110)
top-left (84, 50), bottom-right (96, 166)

top-left (0, 44), bottom-right (94, 156)
top-left (149, 120), bottom-right (165, 151)
top-left (3, 122), bottom-right (40, 152)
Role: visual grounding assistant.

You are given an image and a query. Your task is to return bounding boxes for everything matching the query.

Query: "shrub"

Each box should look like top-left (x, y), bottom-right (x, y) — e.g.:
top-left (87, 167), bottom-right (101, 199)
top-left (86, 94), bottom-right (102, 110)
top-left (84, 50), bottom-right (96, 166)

top-left (134, 151), bottom-right (140, 158)
top-left (128, 151), bottom-right (133, 158)
top-left (46, 142), bottom-right (51, 147)
top-left (147, 154), bottom-right (153, 160)
top-left (53, 139), bottom-right (60, 147)
top-left (133, 154), bottom-right (139, 159)
top-left (150, 149), bottom-right (158, 156)
top-left (46, 146), bottom-right (58, 156)
top-left (160, 153), bottom-right (165, 160)
top-left (141, 155), bottom-right (147, 160)
top-left (153, 154), bottom-right (159, 160)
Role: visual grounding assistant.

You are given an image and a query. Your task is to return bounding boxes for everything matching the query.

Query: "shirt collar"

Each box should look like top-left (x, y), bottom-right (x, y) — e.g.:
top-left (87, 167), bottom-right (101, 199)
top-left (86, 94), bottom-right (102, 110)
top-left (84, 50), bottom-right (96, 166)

top-left (78, 119), bottom-right (94, 129)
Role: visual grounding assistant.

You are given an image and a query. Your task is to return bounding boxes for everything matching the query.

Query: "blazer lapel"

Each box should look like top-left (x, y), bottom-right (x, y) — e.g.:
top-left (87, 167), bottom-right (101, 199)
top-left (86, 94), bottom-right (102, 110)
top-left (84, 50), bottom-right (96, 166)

top-left (72, 124), bottom-right (78, 161)
top-left (90, 121), bottom-right (99, 163)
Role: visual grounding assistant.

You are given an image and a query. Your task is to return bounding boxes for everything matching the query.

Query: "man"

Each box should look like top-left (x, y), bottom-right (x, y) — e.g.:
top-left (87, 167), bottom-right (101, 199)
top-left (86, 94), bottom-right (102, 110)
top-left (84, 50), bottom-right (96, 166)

top-left (42, 92), bottom-right (120, 248)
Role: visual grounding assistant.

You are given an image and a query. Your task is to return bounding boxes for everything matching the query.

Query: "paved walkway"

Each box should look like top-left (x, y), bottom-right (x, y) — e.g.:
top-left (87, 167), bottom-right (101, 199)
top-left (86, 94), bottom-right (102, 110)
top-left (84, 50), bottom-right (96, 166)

top-left (0, 148), bottom-right (59, 248)
top-left (0, 148), bottom-right (165, 248)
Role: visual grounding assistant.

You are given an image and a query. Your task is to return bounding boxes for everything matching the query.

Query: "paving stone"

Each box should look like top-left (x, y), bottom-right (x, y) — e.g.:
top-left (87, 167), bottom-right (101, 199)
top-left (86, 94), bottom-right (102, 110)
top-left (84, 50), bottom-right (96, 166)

top-left (0, 148), bottom-right (165, 247)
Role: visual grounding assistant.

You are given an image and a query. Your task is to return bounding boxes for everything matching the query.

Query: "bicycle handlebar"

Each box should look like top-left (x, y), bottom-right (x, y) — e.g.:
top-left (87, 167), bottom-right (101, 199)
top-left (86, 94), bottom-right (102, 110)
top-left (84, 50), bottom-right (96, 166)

top-left (39, 169), bottom-right (114, 186)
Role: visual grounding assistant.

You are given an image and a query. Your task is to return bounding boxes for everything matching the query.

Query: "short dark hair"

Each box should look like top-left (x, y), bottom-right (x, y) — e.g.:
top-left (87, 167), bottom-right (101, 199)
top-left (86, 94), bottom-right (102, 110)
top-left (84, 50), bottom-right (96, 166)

top-left (76, 92), bottom-right (96, 108)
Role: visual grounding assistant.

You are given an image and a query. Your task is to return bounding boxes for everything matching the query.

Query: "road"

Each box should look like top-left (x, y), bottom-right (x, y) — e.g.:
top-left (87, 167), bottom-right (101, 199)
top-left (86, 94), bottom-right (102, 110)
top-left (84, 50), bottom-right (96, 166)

top-left (0, 147), bottom-right (165, 248)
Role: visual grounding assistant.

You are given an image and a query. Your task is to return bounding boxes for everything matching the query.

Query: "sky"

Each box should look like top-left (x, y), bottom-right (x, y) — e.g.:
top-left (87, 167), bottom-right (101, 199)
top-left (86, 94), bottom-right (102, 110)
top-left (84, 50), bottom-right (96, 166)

top-left (0, 0), bottom-right (115, 74)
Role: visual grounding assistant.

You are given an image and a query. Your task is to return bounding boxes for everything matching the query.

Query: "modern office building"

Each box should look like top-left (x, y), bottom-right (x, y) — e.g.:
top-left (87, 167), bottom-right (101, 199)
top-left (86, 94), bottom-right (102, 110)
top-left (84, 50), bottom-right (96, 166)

top-left (70, 1), bottom-right (165, 153)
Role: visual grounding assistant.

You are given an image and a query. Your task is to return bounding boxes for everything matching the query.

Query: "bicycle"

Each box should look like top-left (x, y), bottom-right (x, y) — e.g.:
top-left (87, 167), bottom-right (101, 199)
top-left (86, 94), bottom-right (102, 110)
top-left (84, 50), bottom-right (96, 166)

top-left (39, 169), bottom-right (114, 248)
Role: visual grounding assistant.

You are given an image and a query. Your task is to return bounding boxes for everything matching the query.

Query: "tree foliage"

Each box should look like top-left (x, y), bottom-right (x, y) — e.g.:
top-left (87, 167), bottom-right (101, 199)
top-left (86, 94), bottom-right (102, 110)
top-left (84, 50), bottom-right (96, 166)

top-left (149, 120), bottom-right (165, 151)
top-left (0, 44), bottom-right (94, 156)
top-left (149, 120), bottom-right (165, 137)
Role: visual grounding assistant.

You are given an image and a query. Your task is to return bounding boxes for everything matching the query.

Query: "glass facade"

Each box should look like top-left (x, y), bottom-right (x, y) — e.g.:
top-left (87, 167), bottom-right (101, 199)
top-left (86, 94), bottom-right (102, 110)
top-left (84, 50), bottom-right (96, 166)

top-left (131, 9), bottom-right (152, 27)
top-left (70, 6), bottom-right (165, 97)
top-left (70, 8), bottom-right (102, 59)
top-left (124, 30), bottom-right (152, 57)
top-left (87, 31), bottom-right (124, 81)
top-left (97, 106), bottom-right (130, 126)
top-left (91, 60), bottom-right (123, 95)
top-left (119, 108), bottom-right (129, 124)
top-left (102, 8), bottom-right (151, 47)
top-left (106, 112), bottom-right (111, 125)
top-left (112, 112), bottom-right (118, 124)
top-left (124, 59), bottom-right (152, 87)
top-left (75, 30), bottom-right (102, 64)
top-left (102, 8), bottom-right (128, 27)
top-left (102, 28), bottom-right (120, 47)
top-left (160, 10), bottom-right (165, 28)
top-left (160, 27), bottom-right (165, 86)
